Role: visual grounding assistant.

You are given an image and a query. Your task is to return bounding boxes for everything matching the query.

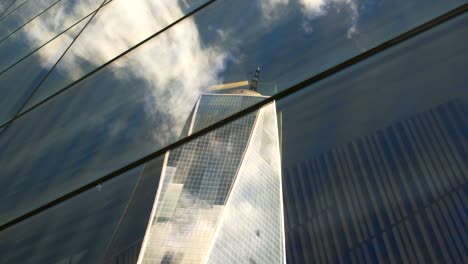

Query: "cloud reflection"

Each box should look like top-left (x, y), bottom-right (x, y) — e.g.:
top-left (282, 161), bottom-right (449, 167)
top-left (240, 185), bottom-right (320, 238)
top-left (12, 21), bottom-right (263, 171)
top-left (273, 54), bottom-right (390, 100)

top-left (262, 0), bottom-right (359, 38)
top-left (301, 0), bottom-right (359, 38)
top-left (110, 16), bottom-right (227, 144)
top-left (23, 0), bottom-right (229, 144)
top-left (21, 0), bottom-right (359, 145)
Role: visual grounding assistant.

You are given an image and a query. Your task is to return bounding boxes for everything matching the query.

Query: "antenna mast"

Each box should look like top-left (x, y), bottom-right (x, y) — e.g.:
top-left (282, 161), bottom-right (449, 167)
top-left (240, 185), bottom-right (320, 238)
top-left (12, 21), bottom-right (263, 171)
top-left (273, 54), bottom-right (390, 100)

top-left (249, 67), bottom-right (260, 92)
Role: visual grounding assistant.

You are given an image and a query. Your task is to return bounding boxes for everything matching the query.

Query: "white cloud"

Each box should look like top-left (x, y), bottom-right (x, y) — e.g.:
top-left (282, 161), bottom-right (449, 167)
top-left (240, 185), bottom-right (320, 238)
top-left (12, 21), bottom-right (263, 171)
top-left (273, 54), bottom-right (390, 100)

top-left (21, 0), bottom-right (360, 146)
top-left (260, 0), bottom-right (359, 38)
top-left (115, 18), bottom-right (227, 144)
top-left (299, 0), bottom-right (326, 15)
top-left (22, 0), bottom-right (229, 144)
top-left (300, 0), bottom-right (359, 38)
top-left (259, 0), bottom-right (289, 22)
top-left (21, 0), bottom-right (99, 68)
top-left (141, 187), bottom-right (226, 263)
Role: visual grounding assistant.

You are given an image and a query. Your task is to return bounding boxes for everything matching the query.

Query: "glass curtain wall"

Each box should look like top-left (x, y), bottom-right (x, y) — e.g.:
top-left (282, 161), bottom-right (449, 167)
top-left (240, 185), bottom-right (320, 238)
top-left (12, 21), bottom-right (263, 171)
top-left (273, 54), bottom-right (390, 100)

top-left (0, 0), bottom-right (467, 263)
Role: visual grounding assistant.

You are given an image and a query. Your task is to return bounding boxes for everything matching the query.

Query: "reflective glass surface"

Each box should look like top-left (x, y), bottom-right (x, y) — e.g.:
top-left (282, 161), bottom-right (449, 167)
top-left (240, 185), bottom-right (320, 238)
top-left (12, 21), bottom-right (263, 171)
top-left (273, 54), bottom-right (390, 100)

top-left (0, 166), bottom-right (143, 264)
top-left (0, 1), bottom-right (466, 262)
top-left (0, 0), bottom-right (102, 74)
top-left (139, 109), bottom-right (258, 263)
top-left (0, 80), bottom-right (262, 226)
top-left (0, 0), bottom-right (61, 40)
top-left (205, 103), bottom-right (285, 264)
top-left (102, 156), bottom-right (165, 263)
top-left (25, 0), bottom-right (466, 110)
top-left (0, 18), bottom-right (87, 125)
top-left (25, 0), bottom-right (211, 107)
top-left (0, 0), bottom-right (29, 18)
top-left (0, 0), bottom-right (15, 17)
top-left (1, 1), bottom-right (461, 226)
top-left (138, 101), bottom-right (284, 263)
top-left (0, 0), bottom-right (102, 41)
top-left (277, 12), bottom-right (468, 263)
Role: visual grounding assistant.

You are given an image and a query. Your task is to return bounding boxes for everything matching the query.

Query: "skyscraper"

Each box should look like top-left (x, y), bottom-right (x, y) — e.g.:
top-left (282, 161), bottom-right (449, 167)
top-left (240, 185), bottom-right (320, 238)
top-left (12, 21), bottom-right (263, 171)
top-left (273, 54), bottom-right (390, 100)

top-left (137, 88), bottom-right (285, 263)
top-left (0, 1), bottom-right (466, 263)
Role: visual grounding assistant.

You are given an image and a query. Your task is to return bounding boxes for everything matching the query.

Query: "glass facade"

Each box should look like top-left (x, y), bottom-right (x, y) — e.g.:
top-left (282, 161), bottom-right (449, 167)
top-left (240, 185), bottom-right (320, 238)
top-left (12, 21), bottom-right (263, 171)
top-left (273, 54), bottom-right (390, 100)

top-left (138, 95), bottom-right (284, 263)
top-left (0, 0), bottom-right (467, 263)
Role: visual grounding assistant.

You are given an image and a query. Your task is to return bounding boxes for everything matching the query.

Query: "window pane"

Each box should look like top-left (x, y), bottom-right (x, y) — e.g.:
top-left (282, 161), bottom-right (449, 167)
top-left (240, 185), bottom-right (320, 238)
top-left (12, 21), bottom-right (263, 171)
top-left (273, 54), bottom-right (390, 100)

top-left (0, 166), bottom-right (144, 264)
top-left (25, 0), bottom-right (465, 110)
top-left (277, 12), bottom-right (468, 263)
top-left (0, 18), bottom-right (88, 125)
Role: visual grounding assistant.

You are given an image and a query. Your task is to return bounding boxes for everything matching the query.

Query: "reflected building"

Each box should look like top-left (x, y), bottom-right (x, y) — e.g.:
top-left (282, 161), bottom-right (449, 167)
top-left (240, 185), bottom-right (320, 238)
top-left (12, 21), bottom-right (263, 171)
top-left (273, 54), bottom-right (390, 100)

top-left (136, 81), bottom-right (286, 264)
top-left (282, 98), bottom-right (468, 263)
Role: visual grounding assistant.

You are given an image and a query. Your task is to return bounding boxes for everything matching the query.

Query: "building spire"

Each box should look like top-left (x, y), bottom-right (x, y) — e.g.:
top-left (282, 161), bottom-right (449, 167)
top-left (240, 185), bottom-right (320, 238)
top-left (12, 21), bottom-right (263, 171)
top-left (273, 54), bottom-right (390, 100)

top-left (249, 67), bottom-right (260, 92)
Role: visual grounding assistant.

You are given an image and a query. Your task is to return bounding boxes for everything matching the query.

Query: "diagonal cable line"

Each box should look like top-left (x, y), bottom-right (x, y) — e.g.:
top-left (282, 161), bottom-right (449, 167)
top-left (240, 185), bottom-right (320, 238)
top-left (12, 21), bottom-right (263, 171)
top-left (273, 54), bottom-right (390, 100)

top-left (0, 0), bottom-right (109, 139)
top-left (0, 2), bottom-right (466, 233)
top-left (0, 0), bottom-right (29, 22)
top-left (0, 0), bottom-right (218, 129)
top-left (0, 0), bottom-right (17, 18)
top-left (0, 0), bottom-right (114, 81)
top-left (0, 0), bottom-right (64, 44)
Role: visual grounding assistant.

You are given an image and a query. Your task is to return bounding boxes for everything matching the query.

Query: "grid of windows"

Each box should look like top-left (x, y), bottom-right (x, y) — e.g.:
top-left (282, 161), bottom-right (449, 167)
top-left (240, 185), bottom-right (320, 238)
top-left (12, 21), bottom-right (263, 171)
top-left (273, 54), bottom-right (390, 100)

top-left (139, 99), bottom-right (285, 264)
top-left (0, 0), bottom-right (467, 263)
top-left (190, 94), bottom-right (267, 135)
top-left (138, 106), bottom-right (258, 263)
top-left (205, 103), bottom-right (284, 264)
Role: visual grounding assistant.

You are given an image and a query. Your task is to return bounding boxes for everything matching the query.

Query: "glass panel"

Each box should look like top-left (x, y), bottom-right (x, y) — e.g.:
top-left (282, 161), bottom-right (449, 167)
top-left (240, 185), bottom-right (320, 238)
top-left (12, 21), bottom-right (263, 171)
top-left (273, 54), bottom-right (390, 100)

top-left (0, 79), bottom-right (264, 226)
top-left (102, 156), bottom-right (165, 263)
top-left (0, 0), bottom-right (102, 42)
top-left (2, 0), bottom-right (464, 230)
top-left (0, 166), bottom-right (144, 264)
top-left (0, 102), bottom-right (286, 263)
top-left (139, 111), bottom-right (258, 263)
top-left (137, 103), bottom-right (284, 263)
top-left (0, 0), bottom-right (30, 19)
top-left (26, 0), bottom-right (210, 107)
top-left (0, 0), bottom-right (60, 40)
top-left (277, 12), bottom-right (468, 263)
top-left (0, 18), bottom-right (88, 125)
top-left (0, 0), bottom-right (103, 73)
top-left (204, 103), bottom-right (285, 264)
top-left (0, 0), bottom-right (15, 17)
top-left (26, 0), bottom-right (466, 109)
